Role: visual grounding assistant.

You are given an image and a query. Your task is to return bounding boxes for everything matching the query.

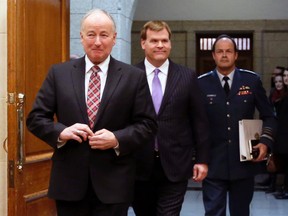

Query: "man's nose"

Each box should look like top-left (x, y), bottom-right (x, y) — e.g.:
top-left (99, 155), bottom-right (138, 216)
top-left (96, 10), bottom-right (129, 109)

top-left (94, 36), bottom-right (101, 45)
top-left (157, 41), bottom-right (164, 47)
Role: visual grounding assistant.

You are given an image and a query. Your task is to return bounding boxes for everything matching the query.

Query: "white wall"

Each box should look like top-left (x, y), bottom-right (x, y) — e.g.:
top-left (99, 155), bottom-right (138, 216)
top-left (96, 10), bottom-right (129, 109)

top-left (134, 0), bottom-right (288, 20)
top-left (0, 0), bottom-right (8, 215)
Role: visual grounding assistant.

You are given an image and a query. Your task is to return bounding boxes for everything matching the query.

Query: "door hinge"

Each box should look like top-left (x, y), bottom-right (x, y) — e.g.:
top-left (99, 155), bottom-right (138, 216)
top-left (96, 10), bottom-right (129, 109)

top-left (7, 92), bottom-right (16, 105)
top-left (8, 160), bottom-right (15, 188)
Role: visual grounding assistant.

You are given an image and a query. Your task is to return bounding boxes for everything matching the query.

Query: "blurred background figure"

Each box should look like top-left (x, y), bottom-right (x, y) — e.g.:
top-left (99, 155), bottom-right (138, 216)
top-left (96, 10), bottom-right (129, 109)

top-left (273, 68), bottom-right (288, 199)
top-left (271, 66), bottom-right (285, 89)
top-left (266, 72), bottom-right (285, 194)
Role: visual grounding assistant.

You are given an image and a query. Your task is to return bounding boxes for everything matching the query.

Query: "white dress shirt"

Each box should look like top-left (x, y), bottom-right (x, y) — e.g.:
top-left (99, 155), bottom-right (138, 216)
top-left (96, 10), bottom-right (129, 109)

top-left (144, 58), bottom-right (169, 94)
top-left (217, 70), bottom-right (235, 88)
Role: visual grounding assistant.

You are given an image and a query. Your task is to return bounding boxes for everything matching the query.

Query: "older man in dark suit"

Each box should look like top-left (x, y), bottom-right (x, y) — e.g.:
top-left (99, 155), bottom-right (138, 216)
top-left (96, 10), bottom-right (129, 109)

top-left (26, 9), bottom-right (157, 216)
top-left (132, 21), bottom-right (210, 216)
top-left (198, 34), bottom-right (277, 216)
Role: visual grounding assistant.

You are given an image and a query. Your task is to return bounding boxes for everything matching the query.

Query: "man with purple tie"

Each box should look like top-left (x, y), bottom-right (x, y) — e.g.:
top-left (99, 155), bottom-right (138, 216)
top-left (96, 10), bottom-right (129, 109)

top-left (132, 20), bottom-right (211, 216)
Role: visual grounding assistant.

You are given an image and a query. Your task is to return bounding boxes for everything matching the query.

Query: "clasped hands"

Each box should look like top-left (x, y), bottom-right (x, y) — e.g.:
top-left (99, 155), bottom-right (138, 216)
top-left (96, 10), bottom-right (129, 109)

top-left (59, 123), bottom-right (118, 150)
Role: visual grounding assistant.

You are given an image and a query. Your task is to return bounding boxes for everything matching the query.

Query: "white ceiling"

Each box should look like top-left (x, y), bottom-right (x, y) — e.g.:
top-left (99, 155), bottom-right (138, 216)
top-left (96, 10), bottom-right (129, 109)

top-left (134, 0), bottom-right (288, 21)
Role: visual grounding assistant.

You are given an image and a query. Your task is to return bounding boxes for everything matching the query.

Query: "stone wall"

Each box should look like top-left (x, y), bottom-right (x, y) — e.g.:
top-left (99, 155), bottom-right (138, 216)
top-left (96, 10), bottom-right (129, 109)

top-left (70, 0), bottom-right (138, 63)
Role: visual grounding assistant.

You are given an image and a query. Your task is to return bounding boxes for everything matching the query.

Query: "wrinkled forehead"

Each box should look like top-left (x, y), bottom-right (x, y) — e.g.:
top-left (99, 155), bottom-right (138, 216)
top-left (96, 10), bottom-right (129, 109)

top-left (81, 11), bottom-right (116, 33)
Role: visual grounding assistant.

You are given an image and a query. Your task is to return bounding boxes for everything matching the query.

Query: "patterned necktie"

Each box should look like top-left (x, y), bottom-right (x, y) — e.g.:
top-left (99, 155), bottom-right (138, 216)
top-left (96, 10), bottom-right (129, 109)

top-left (223, 76), bottom-right (230, 96)
top-left (152, 68), bottom-right (163, 114)
top-left (87, 65), bottom-right (101, 128)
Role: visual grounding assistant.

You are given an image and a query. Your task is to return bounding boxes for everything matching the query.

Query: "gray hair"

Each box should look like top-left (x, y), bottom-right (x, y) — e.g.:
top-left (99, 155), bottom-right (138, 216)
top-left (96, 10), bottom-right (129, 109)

top-left (80, 8), bottom-right (116, 32)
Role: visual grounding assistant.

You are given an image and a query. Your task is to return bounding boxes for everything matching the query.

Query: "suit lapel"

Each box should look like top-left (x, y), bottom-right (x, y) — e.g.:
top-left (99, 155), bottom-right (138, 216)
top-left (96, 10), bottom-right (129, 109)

top-left (136, 60), bottom-right (181, 115)
top-left (70, 57), bottom-right (89, 124)
top-left (159, 61), bottom-right (181, 115)
top-left (94, 57), bottom-right (123, 126)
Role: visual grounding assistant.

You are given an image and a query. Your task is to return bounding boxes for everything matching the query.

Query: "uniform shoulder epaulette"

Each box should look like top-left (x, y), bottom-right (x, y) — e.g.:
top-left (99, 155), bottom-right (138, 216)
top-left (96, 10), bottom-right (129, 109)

top-left (198, 71), bottom-right (213, 79)
top-left (238, 69), bottom-right (258, 76)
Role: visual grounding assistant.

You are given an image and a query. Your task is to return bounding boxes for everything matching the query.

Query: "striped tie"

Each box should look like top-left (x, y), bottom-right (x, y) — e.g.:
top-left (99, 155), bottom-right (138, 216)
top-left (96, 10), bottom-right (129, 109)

top-left (87, 65), bottom-right (101, 128)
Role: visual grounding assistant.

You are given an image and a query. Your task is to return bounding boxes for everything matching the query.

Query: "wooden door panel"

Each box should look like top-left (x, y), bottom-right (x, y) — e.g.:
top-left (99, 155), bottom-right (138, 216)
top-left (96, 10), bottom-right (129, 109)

top-left (26, 197), bottom-right (56, 216)
top-left (24, 0), bottom-right (65, 155)
top-left (7, 0), bottom-right (69, 215)
top-left (23, 160), bottom-right (52, 194)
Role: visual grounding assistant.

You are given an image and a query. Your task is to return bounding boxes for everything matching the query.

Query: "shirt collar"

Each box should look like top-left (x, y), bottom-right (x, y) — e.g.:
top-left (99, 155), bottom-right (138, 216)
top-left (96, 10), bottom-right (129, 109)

top-left (85, 55), bottom-right (110, 75)
top-left (144, 58), bottom-right (169, 76)
top-left (217, 69), bottom-right (235, 82)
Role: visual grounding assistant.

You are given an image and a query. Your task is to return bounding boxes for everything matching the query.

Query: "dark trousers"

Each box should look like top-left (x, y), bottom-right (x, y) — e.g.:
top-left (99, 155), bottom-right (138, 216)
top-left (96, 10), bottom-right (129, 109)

top-left (132, 157), bottom-right (188, 216)
top-left (202, 177), bottom-right (254, 216)
top-left (277, 153), bottom-right (288, 192)
top-left (55, 179), bottom-right (129, 216)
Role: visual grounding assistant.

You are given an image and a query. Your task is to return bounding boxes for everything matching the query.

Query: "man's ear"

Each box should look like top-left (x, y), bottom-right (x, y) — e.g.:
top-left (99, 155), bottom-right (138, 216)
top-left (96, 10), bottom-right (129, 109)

top-left (141, 39), bottom-right (146, 50)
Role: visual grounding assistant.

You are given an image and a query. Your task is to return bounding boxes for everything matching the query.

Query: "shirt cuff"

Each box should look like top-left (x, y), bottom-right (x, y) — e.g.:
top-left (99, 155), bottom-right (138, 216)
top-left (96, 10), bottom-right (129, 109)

top-left (114, 142), bottom-right (120, 156)
top-left (57, 137), bottom-right (67, 148)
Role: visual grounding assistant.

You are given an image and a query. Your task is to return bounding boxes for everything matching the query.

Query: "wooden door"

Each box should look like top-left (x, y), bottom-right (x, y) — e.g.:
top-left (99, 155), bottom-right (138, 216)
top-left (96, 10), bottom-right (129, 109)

top-left (7, 0), bottom-right (70, 215)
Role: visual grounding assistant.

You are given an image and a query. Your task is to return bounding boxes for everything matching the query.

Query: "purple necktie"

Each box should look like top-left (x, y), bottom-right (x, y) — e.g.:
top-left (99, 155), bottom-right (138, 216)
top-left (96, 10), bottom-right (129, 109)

top-left (152, 68), bottom-right (163, 114)
top-left (152, 68), bottom-right (163, 152)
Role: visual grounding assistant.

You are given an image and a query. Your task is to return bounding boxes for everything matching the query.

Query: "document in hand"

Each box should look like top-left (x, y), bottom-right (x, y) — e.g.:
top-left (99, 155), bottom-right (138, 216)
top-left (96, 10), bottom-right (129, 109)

top-left (239, 119), bottom-right (263, 161)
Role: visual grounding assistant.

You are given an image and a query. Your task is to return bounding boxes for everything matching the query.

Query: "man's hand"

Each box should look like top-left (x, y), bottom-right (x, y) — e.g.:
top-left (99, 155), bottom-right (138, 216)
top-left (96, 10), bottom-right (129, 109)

top-left (59, 123), bottom-right (94, 143)
top-left (88, 129), bottom-right (118, 150)
top-left (252, 143), bottom-right (268, 162)
top-left (192, 164), bottom-right (208, 182)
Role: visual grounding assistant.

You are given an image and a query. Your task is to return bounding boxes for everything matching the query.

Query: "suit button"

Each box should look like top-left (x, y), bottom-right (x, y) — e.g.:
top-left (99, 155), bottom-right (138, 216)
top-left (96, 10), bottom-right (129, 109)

top-left (228, 127), bottom-right (231, 131)
top-left (227, 114), bottom-right (230, 118)
top-left (226, 101), bottom-right (230, 105)
top-left (228, 140), bottom-right (232, 143)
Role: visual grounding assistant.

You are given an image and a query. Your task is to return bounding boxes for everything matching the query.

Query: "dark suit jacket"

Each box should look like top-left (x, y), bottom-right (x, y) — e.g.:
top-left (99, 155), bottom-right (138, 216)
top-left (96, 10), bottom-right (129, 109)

top-left (26, 56), bottom-right (157, 203)
top-left (198, 68), bottom-right (277, 180)
top-left (134, 59), bottom-right (210, 182)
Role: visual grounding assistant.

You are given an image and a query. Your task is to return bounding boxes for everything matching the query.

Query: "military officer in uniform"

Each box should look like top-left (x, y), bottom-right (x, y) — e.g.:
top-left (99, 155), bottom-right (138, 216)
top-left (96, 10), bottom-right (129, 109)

top-left (198, 34), bottom-right (276, 216)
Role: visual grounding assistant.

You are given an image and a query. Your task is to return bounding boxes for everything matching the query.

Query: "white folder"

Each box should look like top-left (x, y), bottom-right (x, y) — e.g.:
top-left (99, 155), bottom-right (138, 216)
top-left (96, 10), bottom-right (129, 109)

top-left (239, 119), bottom-right (263, 161)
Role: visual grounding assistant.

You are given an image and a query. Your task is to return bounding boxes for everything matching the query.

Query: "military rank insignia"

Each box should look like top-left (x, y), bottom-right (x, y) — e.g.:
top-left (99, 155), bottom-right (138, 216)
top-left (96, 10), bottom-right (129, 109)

top-left (237, 86), bottom-right (252, 95)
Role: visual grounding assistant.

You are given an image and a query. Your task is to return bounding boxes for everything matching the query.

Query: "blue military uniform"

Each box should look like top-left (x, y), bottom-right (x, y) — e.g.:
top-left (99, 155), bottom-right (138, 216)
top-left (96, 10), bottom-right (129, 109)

top-left (198, 68), bottom-right (276, 216)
